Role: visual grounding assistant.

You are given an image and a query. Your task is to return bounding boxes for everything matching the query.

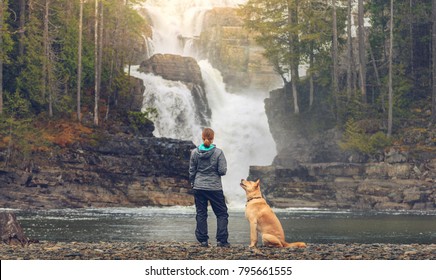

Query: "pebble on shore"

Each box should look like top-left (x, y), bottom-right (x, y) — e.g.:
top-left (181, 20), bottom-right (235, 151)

top-left (1, 241), bottom-right (435, 260)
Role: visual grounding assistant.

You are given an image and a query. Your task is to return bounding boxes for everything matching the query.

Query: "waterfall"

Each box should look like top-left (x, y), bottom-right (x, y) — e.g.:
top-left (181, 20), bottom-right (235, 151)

top-left (130, 67), bottom-right (202, 140)
top-left (198, 61), bottom-right (276, 205)
top-left (131, 0), bottom-right (276, 206)
top-left (142, 0), bottom-right (246, 56)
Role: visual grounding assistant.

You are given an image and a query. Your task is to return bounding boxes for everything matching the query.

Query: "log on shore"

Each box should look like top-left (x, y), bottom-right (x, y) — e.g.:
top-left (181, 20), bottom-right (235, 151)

top-left (0, 212), bottom-right (29, 246)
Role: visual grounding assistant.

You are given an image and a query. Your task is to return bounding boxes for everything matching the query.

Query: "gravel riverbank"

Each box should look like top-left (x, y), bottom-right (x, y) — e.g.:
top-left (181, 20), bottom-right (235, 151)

top-left (1, 241), bottom-right (435, 260)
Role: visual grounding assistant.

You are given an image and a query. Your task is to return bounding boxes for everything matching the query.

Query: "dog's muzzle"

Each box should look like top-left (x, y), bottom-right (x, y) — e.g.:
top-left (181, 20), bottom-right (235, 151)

top-left (240, 179), bottom-right (247, 188)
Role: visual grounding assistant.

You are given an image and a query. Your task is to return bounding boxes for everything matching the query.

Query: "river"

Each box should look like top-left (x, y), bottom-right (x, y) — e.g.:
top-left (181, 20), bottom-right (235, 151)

top-left (12, 207), bottom-right (436, 245)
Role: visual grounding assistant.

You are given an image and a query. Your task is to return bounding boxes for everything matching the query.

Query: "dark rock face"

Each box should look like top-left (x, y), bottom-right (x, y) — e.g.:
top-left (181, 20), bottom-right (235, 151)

top-left (117, 76), bottom-right (155, 137)
top-left (139, 54), bottom-right (203, 85)
top-left (0, 134), bottom-right (196, 209)
top-left (264, 88), bottom-right (351, 164)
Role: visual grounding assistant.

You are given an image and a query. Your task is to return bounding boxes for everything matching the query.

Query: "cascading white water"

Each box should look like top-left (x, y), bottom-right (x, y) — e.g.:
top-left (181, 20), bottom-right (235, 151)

top-left (132, 0), bottom-right (277, 206)
top-left (130, 67), bottom-right (202, 140)
top-left (142, 0), bottom-right (245, 57)
top-left (199, 61), bottom-right (276, 206)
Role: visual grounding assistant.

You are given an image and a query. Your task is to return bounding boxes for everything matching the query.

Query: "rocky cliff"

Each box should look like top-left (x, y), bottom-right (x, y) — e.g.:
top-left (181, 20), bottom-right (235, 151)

top-left (251, 87), bottom-right (436, 210)
top-left (249, 162), bottom-right (436, 210)
top-left (0, 134), bottom-right (195, 209)
top-left (265, 88), bottom-right (350, 165)
top-left (198, 7), bottom-right (281, 92)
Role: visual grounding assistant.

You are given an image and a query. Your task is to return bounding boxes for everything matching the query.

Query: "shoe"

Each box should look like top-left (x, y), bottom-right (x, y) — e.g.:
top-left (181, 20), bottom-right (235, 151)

top-left (217, 242), bottom-right (230, 247)
top-left (200, 241), bottom-right (209, 247)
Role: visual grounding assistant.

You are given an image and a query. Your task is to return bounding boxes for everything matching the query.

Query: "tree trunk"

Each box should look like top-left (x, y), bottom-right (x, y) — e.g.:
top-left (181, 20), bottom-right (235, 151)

top-left (332, 0), bottom-right (339, 115)
top-left (432, 0), bottom-right (436, 123)
top-left (388, 0), bottom-right (394, 136)
top-left (369, 42), bottom-right (383, 111)
top-left (19, 0), bottom-right (25, 56)
top-left (358, 0), bottom-right (367, 103)
top-left (105, 58), bottom-right (113, 120)
top-left (309, 45), bottom-right (314, 108)
top-left (98, 0), bottom-right (103, 104)
top-left (28, 0), bottom-right (33, 17)
top-left (346, 0), bottom-right (354, 100)
top-left (0, 0), bottom-right (4, 115)
top-left (43, 0), bottom-right (53, 117)
top-left (0, 212), bottom-right (29, 246)
top-left (77, 0), bottom-right (84, 122)
top-left (290, 69), bottom-right (299, 114)
top-left (94, 0), bottom-right (99, 126)
top-left (409, 0), bottom-right (414, 79)
top-left (287, 0), bottom-right (299, 114)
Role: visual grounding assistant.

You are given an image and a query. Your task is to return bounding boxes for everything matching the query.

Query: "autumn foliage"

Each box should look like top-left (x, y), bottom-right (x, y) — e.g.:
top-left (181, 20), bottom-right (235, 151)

top-left (40, 120), bottom-right (93, 148)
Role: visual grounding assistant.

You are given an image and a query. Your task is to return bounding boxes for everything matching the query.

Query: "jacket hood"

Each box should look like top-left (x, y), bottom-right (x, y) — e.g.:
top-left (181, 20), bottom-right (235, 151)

top-left (197, 144), bottom-right (216, 159)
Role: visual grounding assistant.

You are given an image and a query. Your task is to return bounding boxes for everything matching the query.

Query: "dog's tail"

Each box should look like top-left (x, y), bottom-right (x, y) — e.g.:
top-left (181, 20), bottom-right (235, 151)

top-left (284, 242), bottom-right (307, 248)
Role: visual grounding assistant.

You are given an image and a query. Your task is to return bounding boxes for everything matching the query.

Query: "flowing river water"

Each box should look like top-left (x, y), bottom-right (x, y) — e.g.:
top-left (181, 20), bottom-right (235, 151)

top-left (13, 207), bottom-right (436, 244)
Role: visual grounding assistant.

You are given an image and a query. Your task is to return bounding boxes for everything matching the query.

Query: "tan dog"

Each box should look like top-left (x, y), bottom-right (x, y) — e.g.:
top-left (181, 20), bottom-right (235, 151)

top-left (240, 179), bottom-right (306, 248)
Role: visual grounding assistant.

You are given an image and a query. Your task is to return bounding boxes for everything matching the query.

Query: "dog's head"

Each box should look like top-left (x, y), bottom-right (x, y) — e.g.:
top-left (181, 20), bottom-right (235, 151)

top-left (240, 179), bottom-right (262, 198)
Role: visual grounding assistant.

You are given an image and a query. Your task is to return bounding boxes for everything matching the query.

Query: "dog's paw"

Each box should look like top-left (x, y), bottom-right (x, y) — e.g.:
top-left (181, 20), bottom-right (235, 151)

top-left (287, 242), bottom-right (307, 248)
top-left (248, 246), bottom-right (263, 255)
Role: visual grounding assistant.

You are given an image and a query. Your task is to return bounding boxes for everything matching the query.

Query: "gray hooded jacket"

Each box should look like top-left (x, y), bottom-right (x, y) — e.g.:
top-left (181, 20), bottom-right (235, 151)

top-left (189, 144), bottom-right (227, 191)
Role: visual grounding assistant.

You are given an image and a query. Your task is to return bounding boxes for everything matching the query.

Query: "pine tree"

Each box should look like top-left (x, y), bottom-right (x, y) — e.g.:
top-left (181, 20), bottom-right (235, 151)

top-left (239, 0), bottom-right (303, 114)
top-left (16, 1), bottom-right (45, 114)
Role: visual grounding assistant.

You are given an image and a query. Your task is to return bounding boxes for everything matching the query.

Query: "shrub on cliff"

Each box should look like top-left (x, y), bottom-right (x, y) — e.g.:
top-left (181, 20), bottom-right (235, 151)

top-left (340, 119), bottom-right (392, 156)
top-left (127, 109), bottom-right (157, 136)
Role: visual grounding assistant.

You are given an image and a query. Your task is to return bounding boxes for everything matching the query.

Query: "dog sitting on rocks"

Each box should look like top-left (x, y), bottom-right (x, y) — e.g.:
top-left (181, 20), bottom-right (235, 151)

top-left (240, 179), bottom-right (306, 249)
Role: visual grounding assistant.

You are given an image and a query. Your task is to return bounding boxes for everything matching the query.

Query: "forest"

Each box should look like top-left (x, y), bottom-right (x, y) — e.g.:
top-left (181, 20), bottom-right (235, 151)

top-left (0, 0), bottom-right (435, 160)
top-left (239, 0), bottom-right (436, 139)
top-left (0, 0), bottom-right (150, 162)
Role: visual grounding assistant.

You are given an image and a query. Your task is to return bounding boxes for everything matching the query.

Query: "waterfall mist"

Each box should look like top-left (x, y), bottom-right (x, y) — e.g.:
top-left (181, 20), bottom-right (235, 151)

top-left (132, 0), bottom-right (276, 206)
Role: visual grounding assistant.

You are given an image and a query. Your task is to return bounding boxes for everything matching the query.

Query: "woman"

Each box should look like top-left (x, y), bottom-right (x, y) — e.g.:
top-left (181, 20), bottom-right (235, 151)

top-left (189, 127), bottom-right (229, 247)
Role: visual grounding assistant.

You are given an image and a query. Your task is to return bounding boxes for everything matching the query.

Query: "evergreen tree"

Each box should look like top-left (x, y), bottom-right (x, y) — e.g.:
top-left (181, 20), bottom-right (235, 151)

top-left (239, 0), bottom-right (302, 114)
top-left (0, 0), bottom-right (13, 115)
top-left (299, 0), bottom-right (335, 108)
top-left (367, 0), bottom-right (432, 126)
top-left (240, 0), bottom-right (344, 115)
top-left (16, 1), bottom-right (46, 114)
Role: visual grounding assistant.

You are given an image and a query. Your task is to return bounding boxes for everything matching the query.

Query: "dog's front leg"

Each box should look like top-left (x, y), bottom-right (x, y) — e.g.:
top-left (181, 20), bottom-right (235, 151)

top-left (249, 221), bottom-right (258, 248)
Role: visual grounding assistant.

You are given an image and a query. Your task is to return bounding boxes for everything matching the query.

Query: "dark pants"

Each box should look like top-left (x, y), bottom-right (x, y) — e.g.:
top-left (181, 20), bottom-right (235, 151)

top-left (194, 189), bottom-right (229, 243)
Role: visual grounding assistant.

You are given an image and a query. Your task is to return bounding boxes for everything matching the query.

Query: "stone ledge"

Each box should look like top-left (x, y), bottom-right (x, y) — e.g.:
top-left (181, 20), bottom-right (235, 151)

top-left (249, 165), bottom-right (436, 210)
